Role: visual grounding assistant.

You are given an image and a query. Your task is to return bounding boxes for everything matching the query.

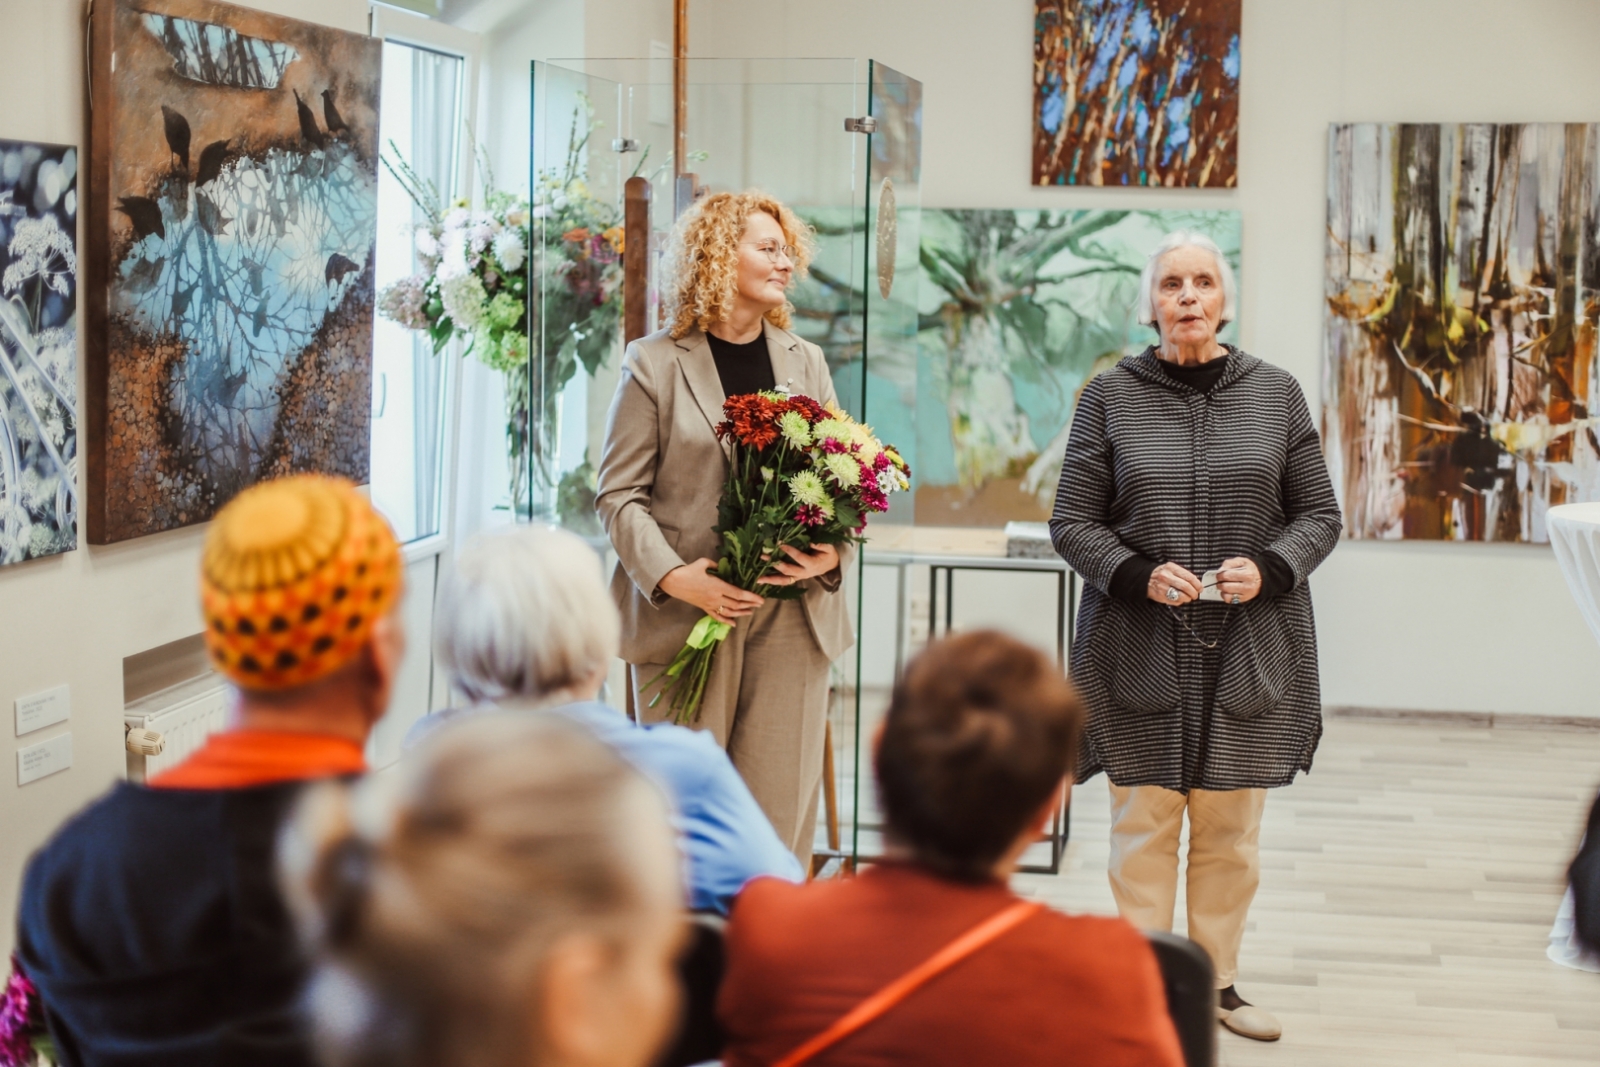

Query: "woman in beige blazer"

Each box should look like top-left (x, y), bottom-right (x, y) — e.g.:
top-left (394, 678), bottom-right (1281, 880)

top-left (596, 191), bottom-right (854, 868)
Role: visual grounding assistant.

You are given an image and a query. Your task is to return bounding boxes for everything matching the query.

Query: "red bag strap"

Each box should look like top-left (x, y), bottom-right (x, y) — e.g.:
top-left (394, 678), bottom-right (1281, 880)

top-left (771, 899), bottom-right (1044, 1067)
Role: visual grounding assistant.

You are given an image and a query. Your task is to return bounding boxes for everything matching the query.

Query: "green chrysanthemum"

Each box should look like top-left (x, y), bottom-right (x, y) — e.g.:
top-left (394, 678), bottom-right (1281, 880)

top-left (779, 410), bottom-right (812, 448)
top-left (824, 452), bottom-right (861, 488)
top-left (812, 418), bottom-right (852, 444)
top-left (788, 470), bottom-right (828, 506)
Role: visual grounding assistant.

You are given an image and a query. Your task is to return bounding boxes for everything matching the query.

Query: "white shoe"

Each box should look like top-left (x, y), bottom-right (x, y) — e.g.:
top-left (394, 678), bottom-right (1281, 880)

top-left (1218, 1003), bottom-right (1282, 1041)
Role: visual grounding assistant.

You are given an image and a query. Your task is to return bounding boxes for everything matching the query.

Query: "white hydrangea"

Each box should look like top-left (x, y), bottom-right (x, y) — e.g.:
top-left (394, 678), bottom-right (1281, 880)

top-left (493, 230), bottom-right (526, 272)
top-left (439, 272), bottom-right (488, 329)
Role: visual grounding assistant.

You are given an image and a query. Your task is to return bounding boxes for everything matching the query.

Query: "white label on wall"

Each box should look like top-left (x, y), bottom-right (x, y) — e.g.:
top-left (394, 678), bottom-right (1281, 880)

top-left (18, 732), bottom-right (72, 785)
top-left (15, 685), bottom-right (69, 736)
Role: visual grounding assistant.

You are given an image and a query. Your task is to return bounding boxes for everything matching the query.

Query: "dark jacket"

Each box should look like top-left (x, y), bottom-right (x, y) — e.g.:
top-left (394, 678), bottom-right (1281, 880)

top-left (1050, 348), bottom-right (1342, 791)
top-left (16, 782), bottom-right (315, 1067)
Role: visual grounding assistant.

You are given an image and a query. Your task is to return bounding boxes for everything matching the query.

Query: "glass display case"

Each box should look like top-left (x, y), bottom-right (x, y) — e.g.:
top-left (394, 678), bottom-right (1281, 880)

top-left (529, 56), bottom-right (925, 867)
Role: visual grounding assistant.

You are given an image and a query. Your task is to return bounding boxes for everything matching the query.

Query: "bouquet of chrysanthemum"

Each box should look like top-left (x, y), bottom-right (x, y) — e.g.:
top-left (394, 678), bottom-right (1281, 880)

top-left (1, 956), bottom-right (53, 1067)
top-left (645, 392), bottom-right (910, 723)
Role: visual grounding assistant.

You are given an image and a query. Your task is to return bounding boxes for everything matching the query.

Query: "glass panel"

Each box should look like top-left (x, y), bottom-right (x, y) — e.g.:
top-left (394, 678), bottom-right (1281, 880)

top-left (528, 59), bottom-right (865, 534)
top-left (527, 60), bottom-right (626, 529)
top-left (370, 41), bottom-right (461, 542)
top-left (840, 61), bottom-right (924, 864)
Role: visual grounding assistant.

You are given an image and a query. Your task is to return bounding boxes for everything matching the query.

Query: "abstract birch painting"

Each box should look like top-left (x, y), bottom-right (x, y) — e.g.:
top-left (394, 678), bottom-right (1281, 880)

top-left (1033, 0), bottom-right (1240, 188)
top-left (86, 0), bottom-right (380, 543)
top-left (1324, 123), bottom-right (1600, 544)
top-left (0, 140), bottom-right (78, 564)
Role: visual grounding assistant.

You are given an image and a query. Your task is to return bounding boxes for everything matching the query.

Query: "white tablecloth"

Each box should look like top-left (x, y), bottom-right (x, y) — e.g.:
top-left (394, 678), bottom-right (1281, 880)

top-left (1548, 503), bottom-right (1600, 649)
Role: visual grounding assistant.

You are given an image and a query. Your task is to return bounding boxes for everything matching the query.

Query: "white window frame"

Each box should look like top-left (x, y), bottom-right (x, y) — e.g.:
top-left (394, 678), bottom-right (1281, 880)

top-left (367, 5), bottom-right (484, 720)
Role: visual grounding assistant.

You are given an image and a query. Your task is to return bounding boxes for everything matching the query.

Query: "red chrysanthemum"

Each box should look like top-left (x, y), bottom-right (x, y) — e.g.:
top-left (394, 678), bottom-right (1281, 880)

top-left (718, 394), bottom-right (784, 450)
top-left (795, 504), bottom-right (826, 527)
top-left (785, 395), bottom-right (828, 421)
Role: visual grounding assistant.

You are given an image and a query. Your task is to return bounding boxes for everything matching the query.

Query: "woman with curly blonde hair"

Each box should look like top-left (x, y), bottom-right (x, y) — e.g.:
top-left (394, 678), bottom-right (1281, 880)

top-left (596, 190), bottom-right (853, 869)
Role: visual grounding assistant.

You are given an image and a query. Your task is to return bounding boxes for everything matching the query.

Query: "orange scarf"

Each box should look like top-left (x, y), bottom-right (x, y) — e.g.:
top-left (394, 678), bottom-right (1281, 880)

top-left (149, 730), bottom-right (366, 790)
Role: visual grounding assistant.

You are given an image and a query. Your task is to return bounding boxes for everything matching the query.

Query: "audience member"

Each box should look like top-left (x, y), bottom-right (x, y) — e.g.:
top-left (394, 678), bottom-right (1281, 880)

top-left (16, 475), bottom-right (404, 1067)
top-left (1570, 791), bottom-right (1600, 953)
top-left (281, 712), bottom-right (685, 1067)
top-left (717, 631), bottom-right (1185, 1067)
top-left (407, 524), bottom-right (803, 913)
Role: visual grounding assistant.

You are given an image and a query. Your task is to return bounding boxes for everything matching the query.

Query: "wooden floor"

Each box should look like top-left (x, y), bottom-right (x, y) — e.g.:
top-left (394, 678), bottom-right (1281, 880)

top-left (1012, 718), bottom-right (1600, 1065)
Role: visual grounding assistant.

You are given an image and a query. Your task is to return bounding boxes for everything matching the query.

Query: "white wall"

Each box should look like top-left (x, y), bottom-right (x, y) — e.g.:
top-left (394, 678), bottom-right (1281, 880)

top-left (685, 0), bottom-right (1600, 720)
top-left (0, 0), bottom-right (374, 961)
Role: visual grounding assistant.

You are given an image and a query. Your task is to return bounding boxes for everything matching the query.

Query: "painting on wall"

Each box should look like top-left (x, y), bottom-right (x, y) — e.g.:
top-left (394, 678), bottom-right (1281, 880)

top-left (1324, 123), bottom-right (1600, 544)
top-left (0, 140), bottom-right (78, 565)
top-left (1033, 0), bottom-right (1240, 188)
top-left (85, 0), bottom-right (381, 543)
top-left (793, 208), bottom-right (1240, 527)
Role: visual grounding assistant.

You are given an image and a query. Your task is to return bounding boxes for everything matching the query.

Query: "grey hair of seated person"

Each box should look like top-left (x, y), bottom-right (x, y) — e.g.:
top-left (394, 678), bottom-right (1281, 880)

top-left (435, 525), bottom-right (619, 705)
top-left (279, 713), bottom-right (678, 1067)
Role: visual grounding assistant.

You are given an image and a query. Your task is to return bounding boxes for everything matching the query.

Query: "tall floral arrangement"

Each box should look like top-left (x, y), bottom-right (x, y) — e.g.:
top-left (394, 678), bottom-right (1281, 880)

top-left (645, 392), bottom-right (910, 723)
top-left (377, 107), bottom-right (622, 518)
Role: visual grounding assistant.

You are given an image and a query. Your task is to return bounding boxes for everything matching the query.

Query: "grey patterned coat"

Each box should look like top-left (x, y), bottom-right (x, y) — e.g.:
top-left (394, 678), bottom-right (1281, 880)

top-left (1049, 348), bottom-right (1342, 792)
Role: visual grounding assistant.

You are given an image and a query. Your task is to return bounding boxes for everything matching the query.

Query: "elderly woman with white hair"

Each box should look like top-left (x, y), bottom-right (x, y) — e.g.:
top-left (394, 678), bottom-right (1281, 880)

top-left (405, 524), bottom-right (802, 916)
top-left (1050, 231), bottom-right (1341, 1041)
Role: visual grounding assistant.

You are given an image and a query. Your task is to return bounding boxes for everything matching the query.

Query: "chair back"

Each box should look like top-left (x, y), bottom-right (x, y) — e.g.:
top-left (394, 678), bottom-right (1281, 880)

top-left (1144, 930), bottom-right (1216, 1067)
top-left (654, 912), bottom-right (727, 1067)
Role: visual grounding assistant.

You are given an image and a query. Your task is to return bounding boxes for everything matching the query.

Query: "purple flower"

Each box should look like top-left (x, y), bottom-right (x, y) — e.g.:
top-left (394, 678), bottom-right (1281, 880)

top-left (1, 958), bottom-right (41, 1067)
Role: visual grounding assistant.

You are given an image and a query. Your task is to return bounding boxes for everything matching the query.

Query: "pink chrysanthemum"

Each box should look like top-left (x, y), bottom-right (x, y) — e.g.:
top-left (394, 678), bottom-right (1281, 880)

top-left (873, 451), bottom-right (891, 471)
top-left (821, 438), bottom-right (848, 454)
top-left (795, 504), bottom-right (827, 527)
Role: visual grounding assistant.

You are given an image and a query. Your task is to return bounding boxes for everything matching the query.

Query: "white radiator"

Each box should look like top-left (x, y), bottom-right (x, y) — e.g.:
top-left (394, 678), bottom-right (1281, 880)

top-left (125, 674), bottom-right (233, 783)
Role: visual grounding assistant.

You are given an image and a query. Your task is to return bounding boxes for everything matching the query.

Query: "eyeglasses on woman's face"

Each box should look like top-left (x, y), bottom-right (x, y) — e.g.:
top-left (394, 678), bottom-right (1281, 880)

top-left (743, 241), bottom-right (796, 265)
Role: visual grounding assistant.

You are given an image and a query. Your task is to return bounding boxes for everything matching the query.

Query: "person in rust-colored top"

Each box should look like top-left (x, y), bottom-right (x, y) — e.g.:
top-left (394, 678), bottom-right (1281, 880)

top-left (718, 631), bottom-right (1184, 1067)
top-left (17, 476), bottom-right (405, 1067)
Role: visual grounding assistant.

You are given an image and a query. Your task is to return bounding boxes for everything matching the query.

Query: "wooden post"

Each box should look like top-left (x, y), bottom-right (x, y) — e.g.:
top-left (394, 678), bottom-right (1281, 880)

top-left (673, 0), bottom-right (688, 181)
top-left (672, 0), bottom-right (697, 216)
top-left (623, 176), bottom-right (652, 344)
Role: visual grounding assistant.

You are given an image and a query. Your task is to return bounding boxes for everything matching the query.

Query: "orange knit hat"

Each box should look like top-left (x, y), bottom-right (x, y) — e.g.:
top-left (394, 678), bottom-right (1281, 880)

top-left (201, 476), bottom-right (403, 690)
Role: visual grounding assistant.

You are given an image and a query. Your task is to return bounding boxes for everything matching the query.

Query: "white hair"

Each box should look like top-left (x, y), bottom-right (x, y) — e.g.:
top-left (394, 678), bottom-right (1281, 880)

top-left (1135, 230), bottom-right (1238, 332)
top-left (434, 525), bottom-right (620, 704)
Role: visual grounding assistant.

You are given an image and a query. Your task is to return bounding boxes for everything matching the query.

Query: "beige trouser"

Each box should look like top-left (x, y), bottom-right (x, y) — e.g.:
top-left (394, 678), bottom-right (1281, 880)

top-left (1107, 783), bottom-right (1267, 988)
top-left (633, 598), bottom-right (832, 869)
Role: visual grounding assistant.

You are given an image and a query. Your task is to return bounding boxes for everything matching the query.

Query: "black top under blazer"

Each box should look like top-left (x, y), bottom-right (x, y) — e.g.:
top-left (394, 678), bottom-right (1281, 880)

top-left (1050, 347), bottom-right (1343, 791)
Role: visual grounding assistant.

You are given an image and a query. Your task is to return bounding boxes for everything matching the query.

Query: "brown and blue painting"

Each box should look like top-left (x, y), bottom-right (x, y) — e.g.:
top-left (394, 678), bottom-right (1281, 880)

top-left (87, 0), bottom-right (379, 542)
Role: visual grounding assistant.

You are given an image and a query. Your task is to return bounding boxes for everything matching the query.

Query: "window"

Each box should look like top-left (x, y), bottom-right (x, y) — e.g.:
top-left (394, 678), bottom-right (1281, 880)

top-left (369, 38), bottom-right (464, 543)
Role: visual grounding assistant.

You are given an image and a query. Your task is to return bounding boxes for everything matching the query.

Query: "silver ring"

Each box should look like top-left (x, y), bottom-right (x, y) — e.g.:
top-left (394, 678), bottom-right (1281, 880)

top-left (1230, 594), bottom-right (1241, 605)
top-left (1165, 587), bottom-right (1180, 602)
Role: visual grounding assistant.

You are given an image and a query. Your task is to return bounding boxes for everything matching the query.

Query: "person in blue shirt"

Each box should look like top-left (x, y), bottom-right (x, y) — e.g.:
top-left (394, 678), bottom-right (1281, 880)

top-left (406, 524), bottom-right (803, 914)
